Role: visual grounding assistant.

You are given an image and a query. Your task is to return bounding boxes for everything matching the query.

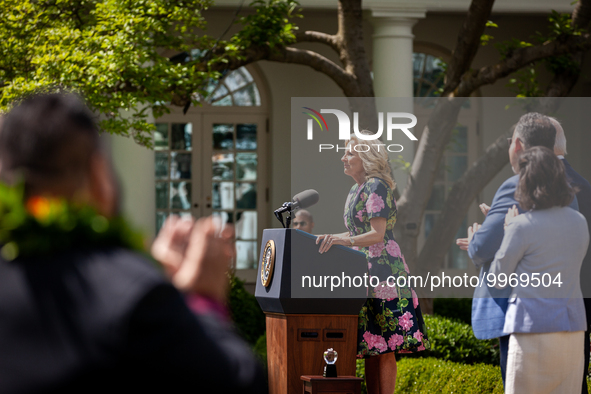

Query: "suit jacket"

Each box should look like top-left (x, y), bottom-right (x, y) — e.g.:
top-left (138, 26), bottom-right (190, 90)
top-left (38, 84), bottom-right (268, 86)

top-left (563, 158), bottom-right (591, 319)
top-left (469, 172), bottom-right (579, 339)
top-left (0, 248), bottom-right (266, 393)
top-left (489, 207), bottom-right (589, 334)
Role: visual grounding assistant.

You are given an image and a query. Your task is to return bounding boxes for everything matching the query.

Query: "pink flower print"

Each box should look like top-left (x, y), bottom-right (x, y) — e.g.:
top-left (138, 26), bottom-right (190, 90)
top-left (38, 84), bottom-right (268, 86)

top-left (417, 344), bottom-right (426, 351)
top-left (368, 242), bottom-right (385, 258)
top-left (363, 332), bottom-right (388, 353)
top-left (413, 331), bottom-right (423, 343)
top-left (367, 262), bottom-right (372, 269)
top-left (385, 240), bottom-right (402, 258)
top-left (388, 334), bottom-right (404, 350)
top-left (366, 193), bottom-right (385, 214)
top-left (412, 289), bottom-right (419, 309)
top-left (355, 209), bottom-right (365, 222)
top-left (373, 282), bottom-right (398, 301)
top-left (398, 311), bottom-right (414, 331)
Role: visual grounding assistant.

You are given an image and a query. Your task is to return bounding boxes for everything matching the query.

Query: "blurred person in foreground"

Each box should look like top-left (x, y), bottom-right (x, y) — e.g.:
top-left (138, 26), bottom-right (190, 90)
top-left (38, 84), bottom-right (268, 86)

top-left (292, 209), bottom-right (314, 233)
top-left (489, 146), bottom-right (588, 394)
top-left (0, 93), bottom-right (265, 393)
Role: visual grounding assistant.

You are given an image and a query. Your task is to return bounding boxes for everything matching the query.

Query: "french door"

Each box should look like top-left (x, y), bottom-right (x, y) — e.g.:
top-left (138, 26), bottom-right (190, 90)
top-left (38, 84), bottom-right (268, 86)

top-left (155, 111), bottom-right (268, 273)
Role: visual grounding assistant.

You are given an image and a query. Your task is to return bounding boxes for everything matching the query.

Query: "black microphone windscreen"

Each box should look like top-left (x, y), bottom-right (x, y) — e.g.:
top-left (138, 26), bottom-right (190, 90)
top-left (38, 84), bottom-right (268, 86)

top-left (293, 189), bottom-right (319, 209)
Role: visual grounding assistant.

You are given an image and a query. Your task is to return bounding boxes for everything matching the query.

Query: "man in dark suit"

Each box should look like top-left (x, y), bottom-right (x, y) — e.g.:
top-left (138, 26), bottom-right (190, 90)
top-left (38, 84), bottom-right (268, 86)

top-left (0, 93), bottom-right (266, 393)
top-left (550, 117), bottom-right (591, 394)
top-left (456, 113), bottom-right (578, 386)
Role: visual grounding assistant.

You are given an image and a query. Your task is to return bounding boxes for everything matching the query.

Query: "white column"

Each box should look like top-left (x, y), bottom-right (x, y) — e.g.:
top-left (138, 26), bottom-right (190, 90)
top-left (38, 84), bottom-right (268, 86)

top-left (370, 8), bottom-right (425, 192)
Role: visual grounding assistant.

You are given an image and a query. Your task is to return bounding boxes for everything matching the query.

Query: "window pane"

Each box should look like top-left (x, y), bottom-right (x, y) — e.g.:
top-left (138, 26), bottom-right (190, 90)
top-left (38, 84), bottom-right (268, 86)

top-left (170, 181), bottom-right (191, 210)
top-left (236, 240), bottom-right (258, 269)
top-left (212, 153), bottom-right (234, 181)
top-left (413, 53), bottom-right (425, 79)
top-left (236, 153), bottom-right (257, 180)
top-left (171, 152), bottom-right (191, 180)
top-left (213, 124), bottom-right (234, 150)
top-left (449, 126), bottom-right (468, 153)
top-left (154, 123), bottom-right (168, 150)
top-left (233, 85), bottom-right (261, 107)
top-left (447, 156), bottom-right (468, 183)
top-left (236, 211), bottom-right (257, 240)
top-left (426, 184), bottom-right (445, 211)
top-left (212, 84), bottom-right (229, 101)
top-left (171, 123), bottom-right (192, 151)
top-left (156, 182), bottom-right (168, 209)
top-left (236, 124), bottom-right (257, 150)
top-left (155, 152), bottom-right (168, 180)
top-left (156, 212), bottom-right (168, 234)
top-left (212, 95), bottom-right (233, 106)
top-left (236, 183), bottom-right (256, 209)
top-left (213, 182), bottom-right (234, 210)
top-left (225, 69), bottom-right (250, 91)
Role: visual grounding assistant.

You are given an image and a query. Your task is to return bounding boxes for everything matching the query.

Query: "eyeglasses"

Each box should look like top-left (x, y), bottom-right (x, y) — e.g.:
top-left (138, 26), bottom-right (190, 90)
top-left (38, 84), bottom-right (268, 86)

top-left (293, 221), bottom-right (308, 227)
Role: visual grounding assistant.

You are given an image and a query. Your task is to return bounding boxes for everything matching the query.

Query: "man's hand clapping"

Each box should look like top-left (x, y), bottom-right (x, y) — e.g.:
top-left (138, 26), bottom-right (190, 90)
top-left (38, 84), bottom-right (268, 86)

top-left (151, 216), bottom-right (236, 303)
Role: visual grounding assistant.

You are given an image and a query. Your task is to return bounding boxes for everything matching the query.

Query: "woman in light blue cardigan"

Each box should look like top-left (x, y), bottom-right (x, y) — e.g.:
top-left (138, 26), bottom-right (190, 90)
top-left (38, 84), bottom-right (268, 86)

top-left (490, 146), bottom-right (589, 394)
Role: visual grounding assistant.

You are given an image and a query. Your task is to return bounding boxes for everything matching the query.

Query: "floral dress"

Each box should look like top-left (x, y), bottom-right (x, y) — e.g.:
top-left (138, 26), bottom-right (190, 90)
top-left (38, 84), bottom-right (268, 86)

top-left (344, 177), bottom-right (430, 358)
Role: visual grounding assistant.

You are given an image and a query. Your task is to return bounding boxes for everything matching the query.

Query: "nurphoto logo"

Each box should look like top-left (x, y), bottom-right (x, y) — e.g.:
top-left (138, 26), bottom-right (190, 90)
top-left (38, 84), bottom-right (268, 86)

top-left (303, 107), bottom-right (418, 152)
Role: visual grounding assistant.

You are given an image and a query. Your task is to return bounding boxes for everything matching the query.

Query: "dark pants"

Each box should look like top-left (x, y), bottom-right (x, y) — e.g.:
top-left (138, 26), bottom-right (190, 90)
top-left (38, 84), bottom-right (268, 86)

top-left (499, 335), bottom-right (509, 387)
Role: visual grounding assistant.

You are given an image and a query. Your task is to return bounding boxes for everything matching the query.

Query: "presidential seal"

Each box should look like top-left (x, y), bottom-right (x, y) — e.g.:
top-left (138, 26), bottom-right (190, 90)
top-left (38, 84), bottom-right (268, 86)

top-left (260, 240), bottom-right (276, 287)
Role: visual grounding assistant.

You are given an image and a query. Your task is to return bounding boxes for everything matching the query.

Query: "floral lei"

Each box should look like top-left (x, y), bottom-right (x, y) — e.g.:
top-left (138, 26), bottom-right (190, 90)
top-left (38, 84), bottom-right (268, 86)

top-left (0, 182), bottom-right (145, 261)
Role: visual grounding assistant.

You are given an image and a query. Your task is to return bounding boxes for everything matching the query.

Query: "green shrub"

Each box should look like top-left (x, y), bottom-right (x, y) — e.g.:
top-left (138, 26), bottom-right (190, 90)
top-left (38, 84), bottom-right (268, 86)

top-left (433, 297), bottom-right (472, 325)
top-left (253, 333), bottom-right (267, 368)
top-left (395, 357), bottom-right (504, 393)
top-left (400, 314), bottom-right (499, 365)
top-left (228, 276), bottom-right (266, 345)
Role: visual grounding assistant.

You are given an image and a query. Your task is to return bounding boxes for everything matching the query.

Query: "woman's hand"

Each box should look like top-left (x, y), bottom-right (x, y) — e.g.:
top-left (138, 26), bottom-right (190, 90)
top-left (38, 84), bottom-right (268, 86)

top-left (316, 234), bottom-right (347, 254)
top-left (504, 205), bottom-right (519, 230)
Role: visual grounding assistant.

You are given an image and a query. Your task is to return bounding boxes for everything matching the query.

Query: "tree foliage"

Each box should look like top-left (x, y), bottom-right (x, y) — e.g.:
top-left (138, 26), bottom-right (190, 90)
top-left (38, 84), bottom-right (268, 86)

top-left (0, 0), bottom-right (214, 146)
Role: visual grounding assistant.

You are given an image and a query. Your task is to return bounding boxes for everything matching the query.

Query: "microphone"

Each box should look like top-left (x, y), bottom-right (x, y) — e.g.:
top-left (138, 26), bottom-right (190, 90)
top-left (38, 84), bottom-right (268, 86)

top-left (274, 189), bottom-right (319, 227)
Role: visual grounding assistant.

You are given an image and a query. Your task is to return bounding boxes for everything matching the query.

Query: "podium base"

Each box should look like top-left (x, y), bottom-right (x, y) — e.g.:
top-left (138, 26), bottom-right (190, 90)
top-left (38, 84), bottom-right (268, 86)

top-left (266, 313), bottom-right (358, 394)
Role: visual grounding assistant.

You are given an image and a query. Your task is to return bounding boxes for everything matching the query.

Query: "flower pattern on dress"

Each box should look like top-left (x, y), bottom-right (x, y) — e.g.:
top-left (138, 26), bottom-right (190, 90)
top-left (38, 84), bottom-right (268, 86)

top-left (398, 311), bottom-right (414, 331)
top-left (373, 282), bottom-right (398, 301)
top-left (368, 242), bottom-right (385, 258)
top-left (366, 193), bottom-right (385, 214)
top-left (388, 334), bottom-right (404, 350)
top-left (385, 240), bottom-right (402, 258)
top-left (344, 177), bottom-right (429, 358)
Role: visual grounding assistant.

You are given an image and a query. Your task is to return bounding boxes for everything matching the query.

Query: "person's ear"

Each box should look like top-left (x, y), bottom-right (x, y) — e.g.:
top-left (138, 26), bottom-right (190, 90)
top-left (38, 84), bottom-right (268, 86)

top-left (515, 138), bottom-right (524, 154)
top-left (87, 153), bottom-right (117, 217)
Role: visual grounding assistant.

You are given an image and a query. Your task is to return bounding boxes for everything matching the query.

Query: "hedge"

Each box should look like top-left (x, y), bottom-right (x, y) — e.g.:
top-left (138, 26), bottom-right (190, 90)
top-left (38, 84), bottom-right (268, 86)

top-left (407, 314), bottom-right (500, 365)
top-left (227, 276), bottom-right (266, 345)
top-left (433, 298), bottom-right (472, 325)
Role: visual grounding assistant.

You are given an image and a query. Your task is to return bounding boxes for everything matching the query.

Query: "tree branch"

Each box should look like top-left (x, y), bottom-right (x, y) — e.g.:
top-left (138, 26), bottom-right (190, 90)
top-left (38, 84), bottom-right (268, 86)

top-left (295, 31), bottom-right (340, 53)
top-left (268, 47), bottom-right (357, 94)
top-left (443, 0), bottom-right (495, 95)
top-left (416, 130), bottom-right (512, 276)
top-left (457, 33), bottom-right (591, 96)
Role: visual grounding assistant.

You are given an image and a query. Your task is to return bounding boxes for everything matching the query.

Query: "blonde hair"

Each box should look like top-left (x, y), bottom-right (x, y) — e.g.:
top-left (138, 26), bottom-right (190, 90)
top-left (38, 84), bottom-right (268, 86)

top-left (346, 131), bottom-right (396, 190)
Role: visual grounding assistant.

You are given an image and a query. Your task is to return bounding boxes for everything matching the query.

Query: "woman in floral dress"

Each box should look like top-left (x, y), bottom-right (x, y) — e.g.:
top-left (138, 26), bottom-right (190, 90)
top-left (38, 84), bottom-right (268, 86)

top-left (316, 133), bottom-right (429, 394)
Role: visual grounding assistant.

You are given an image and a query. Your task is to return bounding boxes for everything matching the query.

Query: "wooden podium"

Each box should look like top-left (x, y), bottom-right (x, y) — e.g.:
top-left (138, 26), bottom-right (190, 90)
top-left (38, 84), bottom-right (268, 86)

top-left (255, 229), bottom-right (367, 394)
